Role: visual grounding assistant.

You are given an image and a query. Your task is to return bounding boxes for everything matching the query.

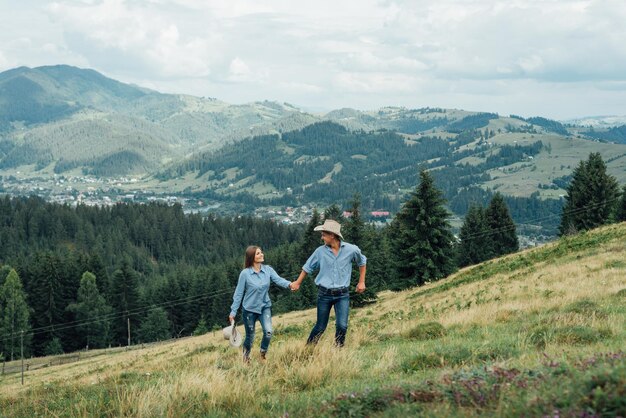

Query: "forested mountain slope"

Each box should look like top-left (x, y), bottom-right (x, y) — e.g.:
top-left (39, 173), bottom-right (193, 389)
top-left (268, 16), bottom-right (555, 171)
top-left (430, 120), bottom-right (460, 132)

top-left (160, 121), bottom-right (626, 234)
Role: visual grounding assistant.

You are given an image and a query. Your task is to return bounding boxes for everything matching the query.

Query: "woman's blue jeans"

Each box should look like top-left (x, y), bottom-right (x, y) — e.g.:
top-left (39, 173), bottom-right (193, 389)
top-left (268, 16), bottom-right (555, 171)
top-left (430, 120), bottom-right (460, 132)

top-left (242, 307), bottom-right (273, 356)
top-left (306, 287), bottom-right (350, 347)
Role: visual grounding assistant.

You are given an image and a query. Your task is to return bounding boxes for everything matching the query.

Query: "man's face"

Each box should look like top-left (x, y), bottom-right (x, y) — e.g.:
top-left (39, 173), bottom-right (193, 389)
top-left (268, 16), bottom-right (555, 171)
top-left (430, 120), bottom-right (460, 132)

top-left (321, 231), bottom-right (334, 245)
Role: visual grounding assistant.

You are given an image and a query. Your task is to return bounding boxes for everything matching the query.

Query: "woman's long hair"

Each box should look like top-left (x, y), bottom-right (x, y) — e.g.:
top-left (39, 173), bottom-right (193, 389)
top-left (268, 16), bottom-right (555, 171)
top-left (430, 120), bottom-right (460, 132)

top-left (244, 245), bottom-right (260, 268)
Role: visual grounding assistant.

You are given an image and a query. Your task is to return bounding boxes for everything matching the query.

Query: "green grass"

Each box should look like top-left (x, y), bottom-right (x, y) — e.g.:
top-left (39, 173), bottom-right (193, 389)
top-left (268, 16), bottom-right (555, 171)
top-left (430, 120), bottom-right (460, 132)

top-left (1, 223), bottom-right (626, 417)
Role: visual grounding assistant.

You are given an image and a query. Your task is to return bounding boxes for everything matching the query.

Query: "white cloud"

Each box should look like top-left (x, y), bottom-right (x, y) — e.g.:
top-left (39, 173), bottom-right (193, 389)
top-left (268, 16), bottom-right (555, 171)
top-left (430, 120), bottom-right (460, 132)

top-left (1, 0), bottom-right (626, 118)
top-left (228, 57), bottom-right (253, 82)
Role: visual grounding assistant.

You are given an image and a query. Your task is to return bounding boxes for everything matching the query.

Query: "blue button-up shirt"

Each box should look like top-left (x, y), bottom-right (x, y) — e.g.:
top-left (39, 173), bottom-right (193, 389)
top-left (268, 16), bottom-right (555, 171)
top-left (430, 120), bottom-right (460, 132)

top-left (230, 265), bottom-right (291, 317)
top-left (302, 242), bottom-right (367, 289)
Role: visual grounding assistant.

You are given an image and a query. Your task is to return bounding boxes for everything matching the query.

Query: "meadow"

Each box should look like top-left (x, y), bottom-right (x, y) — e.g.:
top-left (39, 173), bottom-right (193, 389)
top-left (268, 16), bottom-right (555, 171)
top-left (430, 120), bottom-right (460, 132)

top-left (1, 223), bottom-right (625, 417)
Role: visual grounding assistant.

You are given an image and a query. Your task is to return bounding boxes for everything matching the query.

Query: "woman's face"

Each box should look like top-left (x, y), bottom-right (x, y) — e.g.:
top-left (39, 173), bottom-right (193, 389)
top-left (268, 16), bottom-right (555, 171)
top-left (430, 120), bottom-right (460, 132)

top-left (254, 248), bottom-right (264, 264)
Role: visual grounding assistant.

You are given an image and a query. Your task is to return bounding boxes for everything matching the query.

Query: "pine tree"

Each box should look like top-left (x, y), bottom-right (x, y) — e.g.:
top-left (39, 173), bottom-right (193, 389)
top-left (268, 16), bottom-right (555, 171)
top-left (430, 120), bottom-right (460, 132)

top-left (457, 204), bottom-right (492, 267)
top-left (300, 209), bottom-right (321, 258)
top-left (344, 194), bottom-right (377, 306)
top-left (86, 254), bottom-right (110, 303)
top-left (109, 261), bottom-right (141, 346)
top-left (391, 169), bottom-right (456, 289)
top-left (66, 272), bottom-right (112, 350)
top-left (323, 204), bottom-right (345, 223)
top-left (138, 307), bottom-right (172, 343)
top-left (294, 209), bottom-right (322, 308)
top-left (0, 265), bottom-right (11, 288)
top-left (560, 153), bottom-right (620, 235)
top-left (208, 267), bottom-right (232, 327)
top-left (193, 318), bottom-right (209, 336)
top-left (485, 193), bottom-right (519, 257)
top-left (27, 252), bottom-right (67, 355)
top-left (0, 269), bottom-right (31, 360)
top-left (615, 184), bottom-right (626, 222)
top-left (343, 194), bottom-right (364, 246)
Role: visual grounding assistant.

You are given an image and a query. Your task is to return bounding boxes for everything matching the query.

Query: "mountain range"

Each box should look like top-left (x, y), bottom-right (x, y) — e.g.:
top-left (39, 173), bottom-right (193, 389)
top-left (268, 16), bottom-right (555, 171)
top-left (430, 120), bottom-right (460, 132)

top-left (1, 65), bottom-right (626, 232)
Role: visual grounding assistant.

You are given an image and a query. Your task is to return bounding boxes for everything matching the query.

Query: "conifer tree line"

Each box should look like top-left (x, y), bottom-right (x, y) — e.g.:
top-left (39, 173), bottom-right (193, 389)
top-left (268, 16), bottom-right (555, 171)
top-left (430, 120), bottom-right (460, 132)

top-left (1, 152), bottom-right (625, 360)
top-left (558, 152), bottom-right (625, 234)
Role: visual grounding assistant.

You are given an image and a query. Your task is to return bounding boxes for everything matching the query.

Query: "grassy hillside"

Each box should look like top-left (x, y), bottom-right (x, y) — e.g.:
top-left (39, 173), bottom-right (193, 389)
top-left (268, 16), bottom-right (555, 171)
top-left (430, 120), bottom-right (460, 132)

top-left (1, 223), bottom-right (625, 417)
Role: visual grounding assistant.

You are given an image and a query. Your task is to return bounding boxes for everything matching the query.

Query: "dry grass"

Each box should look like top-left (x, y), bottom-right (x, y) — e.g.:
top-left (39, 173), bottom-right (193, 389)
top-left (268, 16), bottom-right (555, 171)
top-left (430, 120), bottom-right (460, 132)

top-left (1, 223), bottom-right (626, 416)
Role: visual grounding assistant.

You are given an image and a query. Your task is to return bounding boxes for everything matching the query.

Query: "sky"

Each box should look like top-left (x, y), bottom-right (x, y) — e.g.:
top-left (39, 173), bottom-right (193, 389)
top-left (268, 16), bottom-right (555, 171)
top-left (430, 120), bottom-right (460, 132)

top-left (1, 0), bottom-right (626, 120)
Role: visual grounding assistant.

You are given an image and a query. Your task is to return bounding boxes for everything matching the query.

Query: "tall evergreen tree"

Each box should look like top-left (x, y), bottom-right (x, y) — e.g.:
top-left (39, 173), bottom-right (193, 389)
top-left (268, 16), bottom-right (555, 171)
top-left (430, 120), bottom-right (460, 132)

top-left (344, 194), bottom-right (377, 306)
top-left (293, 209), bottom-right (322, 308)
top-left (0, 265), bottom-right (11, 288)
top-left (0, 269), bottom-right (31, 360)
top-left (300, 209), bottom-right (322, 261)
top-left (615, 184), bottom-right (626, 222)
top-left (27, 252), bottom-right (67, 355)
top-left (343, 194), bottom-right (365, 246)
top-left (391, 169), bottom-right (456, 289)
top-left (66, 272), bottom-right (112, 350)
top-left (323, 204), bottom-right (345, 223)
top-left (208, 267), bottom-right (232, 328)
top-left (485, 193), bottom-right (519, 257)
top-left (109, 261), bottom-right (141, 346)
top-left (138, 307), bottom-right (172, 343)
top-left (457, 204), bottom-right (492, 267)
top-left (85, 254), bottom-right (110, 303)
top-left (559, 153), bottom-right (620, 235)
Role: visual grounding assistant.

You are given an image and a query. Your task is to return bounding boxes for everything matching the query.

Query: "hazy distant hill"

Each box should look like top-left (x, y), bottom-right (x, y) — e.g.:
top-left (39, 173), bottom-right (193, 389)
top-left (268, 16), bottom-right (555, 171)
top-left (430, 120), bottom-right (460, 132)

top-left (155, 119), bottom-right (626, 236)
top-left (1, 65), bottom-right (625, 202)
top-left (564, 115), bottom-right (626, 128)
top-left (0, 65), bottom-right (310, 175)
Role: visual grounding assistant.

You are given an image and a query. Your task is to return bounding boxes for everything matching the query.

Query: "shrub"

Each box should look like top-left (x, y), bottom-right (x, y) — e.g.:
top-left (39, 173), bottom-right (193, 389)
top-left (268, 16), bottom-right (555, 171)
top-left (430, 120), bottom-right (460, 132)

top-left (528, 325), bottom-right (553, 349)
top-left (580, 363), bottom-right (626, 416)
top-left (402, 353), bottom-right (443, 371)
top-left (564, 299), bottom-right (606, 318)
top-left (553, 326), bottom-right (612, 345)
top-left (406, 322), bottom-right (446, 340)
top-left (528, 324), bottom-right (612, 348)
top-left (273, 324), bottom-right (303, 337)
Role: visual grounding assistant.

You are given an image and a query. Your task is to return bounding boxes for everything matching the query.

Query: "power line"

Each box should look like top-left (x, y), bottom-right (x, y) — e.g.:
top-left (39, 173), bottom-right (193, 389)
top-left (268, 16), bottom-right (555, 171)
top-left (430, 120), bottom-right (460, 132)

top-left (1, 195), bottom-right (621, 345)
top-left (0, 286), bottom-right (235, 344)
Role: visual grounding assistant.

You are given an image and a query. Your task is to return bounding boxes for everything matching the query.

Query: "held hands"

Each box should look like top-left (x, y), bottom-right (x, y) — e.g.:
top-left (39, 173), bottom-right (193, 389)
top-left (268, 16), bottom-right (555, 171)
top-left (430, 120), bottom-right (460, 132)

top-left (356, 282), bottom-right (366, 294)
top-left (289, 281), bottom-right (300, 292)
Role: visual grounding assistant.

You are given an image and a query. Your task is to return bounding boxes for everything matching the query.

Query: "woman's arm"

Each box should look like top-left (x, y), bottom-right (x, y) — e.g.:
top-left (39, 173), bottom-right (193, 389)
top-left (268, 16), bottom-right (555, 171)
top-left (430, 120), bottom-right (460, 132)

top-left (229, 271), bottom-right (247, 320)
top-left (268, 266), bottom-right (292, 289)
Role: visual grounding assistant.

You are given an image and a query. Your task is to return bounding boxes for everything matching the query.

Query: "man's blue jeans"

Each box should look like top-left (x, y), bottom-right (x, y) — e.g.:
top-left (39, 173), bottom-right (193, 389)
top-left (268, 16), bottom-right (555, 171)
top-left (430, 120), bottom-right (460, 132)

top-left (307, 287), bottom-right (350, 347)
top-left (242, 307), bottom-right (273, 357)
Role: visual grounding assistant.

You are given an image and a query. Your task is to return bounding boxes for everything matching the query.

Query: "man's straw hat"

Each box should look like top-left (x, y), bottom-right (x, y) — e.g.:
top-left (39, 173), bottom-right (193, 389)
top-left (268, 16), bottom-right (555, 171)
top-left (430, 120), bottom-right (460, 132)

top-left (313, 219), bottom-right (343, 240)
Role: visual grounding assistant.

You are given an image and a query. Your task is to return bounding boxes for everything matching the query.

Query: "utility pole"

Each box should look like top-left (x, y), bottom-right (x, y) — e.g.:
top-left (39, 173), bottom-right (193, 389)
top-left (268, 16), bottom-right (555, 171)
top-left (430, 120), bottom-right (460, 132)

top-left (20, 330), bottom-right (24, 385)
top-left (127, 317), bottom-right (131, 347)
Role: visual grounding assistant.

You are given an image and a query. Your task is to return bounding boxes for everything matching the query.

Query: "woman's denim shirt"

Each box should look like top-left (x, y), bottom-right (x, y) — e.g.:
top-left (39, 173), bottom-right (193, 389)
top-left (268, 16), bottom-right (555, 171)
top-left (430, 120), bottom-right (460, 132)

top-left (230, 265), bottom-right (290, 317)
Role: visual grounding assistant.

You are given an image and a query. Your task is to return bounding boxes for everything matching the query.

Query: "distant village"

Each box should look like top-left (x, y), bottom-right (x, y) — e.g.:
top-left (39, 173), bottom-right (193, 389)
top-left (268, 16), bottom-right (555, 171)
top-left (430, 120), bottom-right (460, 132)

top-left (0, 173), bottom-right (393, 226)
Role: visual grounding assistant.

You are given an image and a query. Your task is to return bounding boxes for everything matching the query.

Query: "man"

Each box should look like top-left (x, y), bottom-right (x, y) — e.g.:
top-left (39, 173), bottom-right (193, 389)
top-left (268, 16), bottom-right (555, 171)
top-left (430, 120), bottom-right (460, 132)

top-left (291, 219), bottom-right (366, 347)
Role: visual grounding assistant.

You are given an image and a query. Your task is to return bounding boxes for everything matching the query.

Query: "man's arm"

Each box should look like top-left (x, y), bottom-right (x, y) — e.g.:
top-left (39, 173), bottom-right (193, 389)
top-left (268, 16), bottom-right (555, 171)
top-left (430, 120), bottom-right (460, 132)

top-left (290, 270), bottom-right (308, 291)
top-left (356, 264), bottom-right (366, 293)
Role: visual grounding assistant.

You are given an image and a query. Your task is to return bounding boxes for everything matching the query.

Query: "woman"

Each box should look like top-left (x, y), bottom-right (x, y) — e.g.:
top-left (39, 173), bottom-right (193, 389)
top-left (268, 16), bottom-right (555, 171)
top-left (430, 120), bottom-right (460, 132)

top-left (229, 245), bottom-right (294, 362)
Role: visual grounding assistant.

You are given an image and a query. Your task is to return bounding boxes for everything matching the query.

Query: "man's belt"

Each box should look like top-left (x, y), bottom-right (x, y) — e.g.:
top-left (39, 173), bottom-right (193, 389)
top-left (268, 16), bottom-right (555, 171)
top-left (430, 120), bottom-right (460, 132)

top-left (317, 285), bottom-right (349, 296)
